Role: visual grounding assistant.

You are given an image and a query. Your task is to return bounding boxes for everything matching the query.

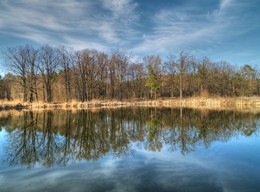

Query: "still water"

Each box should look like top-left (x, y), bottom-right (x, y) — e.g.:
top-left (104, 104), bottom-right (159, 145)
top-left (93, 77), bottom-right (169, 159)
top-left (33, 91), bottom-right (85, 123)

top-left (0, 108), bottom-right (259, 192)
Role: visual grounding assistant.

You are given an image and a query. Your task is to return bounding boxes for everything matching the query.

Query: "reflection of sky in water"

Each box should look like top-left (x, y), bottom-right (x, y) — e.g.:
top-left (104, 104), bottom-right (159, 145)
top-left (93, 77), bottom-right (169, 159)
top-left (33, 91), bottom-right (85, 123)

top-left (0, 129), bottom-right (7, 164)
top-left (0, 130), bottom-right (259, 192)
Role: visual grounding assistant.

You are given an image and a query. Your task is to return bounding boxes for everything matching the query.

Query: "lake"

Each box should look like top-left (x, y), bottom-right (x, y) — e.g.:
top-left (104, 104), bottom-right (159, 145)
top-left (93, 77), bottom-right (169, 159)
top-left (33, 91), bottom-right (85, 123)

top-left (0, 108), bottom-right (259, 192)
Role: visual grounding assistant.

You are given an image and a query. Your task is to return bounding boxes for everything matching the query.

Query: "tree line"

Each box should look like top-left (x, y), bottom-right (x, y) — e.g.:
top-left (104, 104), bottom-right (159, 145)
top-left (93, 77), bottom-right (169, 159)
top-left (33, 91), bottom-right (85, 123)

top-left (0, 44), bottom-right (259, 102)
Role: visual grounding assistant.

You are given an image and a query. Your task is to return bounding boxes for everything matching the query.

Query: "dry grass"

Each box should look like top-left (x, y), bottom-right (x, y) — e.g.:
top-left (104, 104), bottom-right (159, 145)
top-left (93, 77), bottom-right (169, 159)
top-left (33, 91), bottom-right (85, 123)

top-left (1, 97), bottom-right (260, 111)
top-left (0, 99), bottom-right (22, 109)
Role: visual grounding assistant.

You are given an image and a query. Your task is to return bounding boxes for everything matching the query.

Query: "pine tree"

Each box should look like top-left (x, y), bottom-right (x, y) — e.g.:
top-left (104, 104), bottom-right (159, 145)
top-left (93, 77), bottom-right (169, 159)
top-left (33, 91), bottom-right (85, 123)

top-left (145, 65), bottom-right (159, 100)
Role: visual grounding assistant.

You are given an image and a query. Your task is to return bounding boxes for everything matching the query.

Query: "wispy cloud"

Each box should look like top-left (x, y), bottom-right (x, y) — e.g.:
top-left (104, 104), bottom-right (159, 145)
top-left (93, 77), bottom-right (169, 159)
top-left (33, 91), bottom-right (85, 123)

top-left (0, 0), bottom-right (140, 49)
top-left (0, 0), bottom-right (87, 46)
top-left (0, 0), bottom-right (259, 67)
top-left (132, 0), bottom-right (247, 57)
top-left (102, 0), bottom-right (138, 20)
top-left (220, 0), bottom-right (232, 10)
top-left (0, 0), bottom-right (241, 53)
top-left (100, 0), bottom-right (140, 44)
top-left (0, 0), bottom-right (81, 32)
top-left (62, 36), bottom-right (109, 51)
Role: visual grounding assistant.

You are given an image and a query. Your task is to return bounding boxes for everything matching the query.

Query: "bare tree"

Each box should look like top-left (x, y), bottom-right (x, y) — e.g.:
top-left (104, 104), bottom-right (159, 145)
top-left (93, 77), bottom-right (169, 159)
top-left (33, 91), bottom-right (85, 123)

top-left (38, 45), bottom-right (59, 103)
top-left (113, 49), bottom-right (129, 100)
top-left (164, 55), bottom-right (177, 97)
top-left (58, 46), bottom-right (73, 102)
top-left (4, 46), bottom-right (29, 102)
top-left (241, 64), bottom-right (256, 96)
top-left (0, 74), bottom-right (13, 100)
top-left (197, 57), bottom-right (210, 96)
top-left (108, 54), bottom-right (116, 99)
top-left (24, 45), bottom-right (38, 102)
top-left (175, 52), bottom-right (192, 99)
top-left (73, 49), bottom-right (92, 102)
top-left (127, 62), bottom-right (146, 98)
top-left (96, 52), bottom-right (109, 99)
top-left (86, 49), bottom-right (100, 100)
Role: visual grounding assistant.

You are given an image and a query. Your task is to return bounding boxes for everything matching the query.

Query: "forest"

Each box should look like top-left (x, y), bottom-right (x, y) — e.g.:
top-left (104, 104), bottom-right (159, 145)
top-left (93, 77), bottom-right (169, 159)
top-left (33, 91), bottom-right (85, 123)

top-left (0, 44), bottom-right (259, 103)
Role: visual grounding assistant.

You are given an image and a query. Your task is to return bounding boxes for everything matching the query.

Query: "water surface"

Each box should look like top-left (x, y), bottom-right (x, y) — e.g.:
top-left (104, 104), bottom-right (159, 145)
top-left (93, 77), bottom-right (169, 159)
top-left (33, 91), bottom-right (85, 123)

top-left (0, 108), bottom-right (259, 192)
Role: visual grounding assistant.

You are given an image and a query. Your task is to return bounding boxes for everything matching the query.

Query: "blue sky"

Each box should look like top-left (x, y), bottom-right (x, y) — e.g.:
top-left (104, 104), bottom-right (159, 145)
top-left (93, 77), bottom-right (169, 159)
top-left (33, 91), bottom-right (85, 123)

top-left (0, 0), bottom-right (260, 76)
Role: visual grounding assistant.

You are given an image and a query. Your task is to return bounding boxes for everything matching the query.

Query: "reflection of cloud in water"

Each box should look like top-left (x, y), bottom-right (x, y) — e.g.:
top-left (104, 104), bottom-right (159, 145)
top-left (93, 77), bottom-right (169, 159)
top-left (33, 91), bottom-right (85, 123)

top-left (0, 129), bottom-right (7, 163)
top-left (2, 143), bottom-right (259, 192)
top-left (0, 156), bottom-right (225, 192)
top-left (0, 140), bottom-right (260, 192)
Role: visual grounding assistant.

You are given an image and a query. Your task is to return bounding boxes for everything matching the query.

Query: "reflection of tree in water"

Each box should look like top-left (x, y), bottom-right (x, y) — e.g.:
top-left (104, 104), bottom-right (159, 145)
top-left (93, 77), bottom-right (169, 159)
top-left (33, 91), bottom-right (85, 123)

top-left (1, 108), bottom-right (260, 167)
top-left (145, 108), bottom-right (163, 151)
top-left (6, 111), bottom-right (39, 168)
top-left (40, 111), bottom-right (63, 167)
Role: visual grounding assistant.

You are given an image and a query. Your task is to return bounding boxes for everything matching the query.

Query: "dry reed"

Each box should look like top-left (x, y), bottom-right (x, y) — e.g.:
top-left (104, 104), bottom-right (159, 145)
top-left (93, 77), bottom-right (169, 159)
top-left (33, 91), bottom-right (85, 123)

top-left (1, 97), bottom-right (260, 111)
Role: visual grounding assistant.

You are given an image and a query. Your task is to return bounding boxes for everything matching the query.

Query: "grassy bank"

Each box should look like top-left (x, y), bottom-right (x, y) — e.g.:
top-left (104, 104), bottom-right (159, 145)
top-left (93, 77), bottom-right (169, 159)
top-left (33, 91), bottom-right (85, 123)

top-left (1, 97), bottom-right (260, 111)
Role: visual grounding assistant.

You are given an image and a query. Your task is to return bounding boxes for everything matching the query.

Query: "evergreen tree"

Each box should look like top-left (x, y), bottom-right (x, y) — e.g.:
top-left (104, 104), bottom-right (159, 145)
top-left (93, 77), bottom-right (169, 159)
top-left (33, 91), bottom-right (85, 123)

top-left (145, 65), bottom-right (159, 100)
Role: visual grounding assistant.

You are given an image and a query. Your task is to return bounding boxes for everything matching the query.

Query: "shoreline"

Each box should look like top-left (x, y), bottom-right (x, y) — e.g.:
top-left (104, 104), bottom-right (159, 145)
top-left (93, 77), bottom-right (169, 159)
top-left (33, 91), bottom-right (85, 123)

top-left (1, 97), bottom-right (260, 111)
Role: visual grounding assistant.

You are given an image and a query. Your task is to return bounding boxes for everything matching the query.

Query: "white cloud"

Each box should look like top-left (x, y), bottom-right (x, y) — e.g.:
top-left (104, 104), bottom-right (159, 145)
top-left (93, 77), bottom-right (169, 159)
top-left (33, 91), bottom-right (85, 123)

top-left (17, 32), bottom-right (55, 45)
top-left (100, 0), bottom-right (140, 45)
top-left (102, 0), bottom-right (138, 20)
top-left (97, 22), bottom-right (121, 44)
top-left (134, 15), bottom-right (215, 54)
top-left (62, 36), bottom-right (109, 51)
top-left (132, 0), bottom-right (241, 56)
top-left (0, 0), bottom-right (140, 49)
top-left (220, 0), bottom-right (232, 10)
top-left (0, 1), bottom-right (81, 32)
